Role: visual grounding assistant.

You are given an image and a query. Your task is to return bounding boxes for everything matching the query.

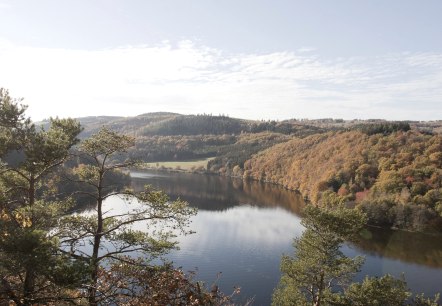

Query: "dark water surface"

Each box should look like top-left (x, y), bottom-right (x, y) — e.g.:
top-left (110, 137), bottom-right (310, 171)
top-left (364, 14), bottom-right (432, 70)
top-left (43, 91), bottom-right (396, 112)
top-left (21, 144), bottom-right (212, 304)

top-left (127, 170), bottom-right (442, 305)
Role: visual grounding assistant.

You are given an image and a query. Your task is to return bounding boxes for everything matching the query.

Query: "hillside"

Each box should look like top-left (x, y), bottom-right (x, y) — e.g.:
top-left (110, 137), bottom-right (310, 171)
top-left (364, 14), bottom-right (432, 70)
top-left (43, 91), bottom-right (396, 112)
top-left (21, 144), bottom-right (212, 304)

top-left (76, 112), bottom-right (179, 137)
top-left (66, 113), bottom-right (325, 166)
top-left (69, 114), bottom-right (442, 231)
top-left (242, 130), bottom-right (442, 231)
top-left (75, 112), bottom-right (326, 137)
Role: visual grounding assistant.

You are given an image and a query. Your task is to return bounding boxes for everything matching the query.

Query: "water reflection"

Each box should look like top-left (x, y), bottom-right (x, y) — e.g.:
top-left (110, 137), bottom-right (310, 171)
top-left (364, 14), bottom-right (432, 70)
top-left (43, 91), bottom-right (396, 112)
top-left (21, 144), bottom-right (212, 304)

top-left (127, 170), bottom-right (442, 303)
top-left (166, 204), bottom-right (302, 305)
top-left (356, 227), bottom-right (442, 267)
top-left (131, 170), bottom-right (305, 304)
top-left (131, 170), bottom-right (305, 214)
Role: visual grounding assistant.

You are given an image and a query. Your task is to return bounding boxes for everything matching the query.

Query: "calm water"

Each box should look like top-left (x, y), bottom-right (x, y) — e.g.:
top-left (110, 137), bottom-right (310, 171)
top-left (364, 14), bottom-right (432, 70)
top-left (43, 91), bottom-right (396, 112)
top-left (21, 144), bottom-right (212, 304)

top-left (125, 170), bottom-right (442, 305)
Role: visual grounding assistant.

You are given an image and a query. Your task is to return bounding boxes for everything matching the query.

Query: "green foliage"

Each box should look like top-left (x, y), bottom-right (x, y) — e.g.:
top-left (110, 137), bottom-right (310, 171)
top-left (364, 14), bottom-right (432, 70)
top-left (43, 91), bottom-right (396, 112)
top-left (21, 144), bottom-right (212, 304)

top-left (352, 121), bottom-right (411, 135)
top-left (319, 190), bottom-right (348, 207)
top-left (129, 134), bottom-right (235, 162)
top-left (359, 195), bottom-right (441, 231)
top-left (344, 274), bottom-right (411, 306)
top-left (58, 127), bottom-right (197, 305)
top-left (0, 89), bottom-right (83, 304)
top-left (273, 205), bottom-right (441, 306)
top-left (0, 88), bottom-right (27, 127)
top-left (0, 88), bottom-right (29, 156)
top-left (76, 113), bottom-right (324, 166)
top-left (411, 293), bottom-right (441, 306)
top-left (208, 132), bottom-right (291, 173)
top-left (80, 127), bottom-right (135, 157)
top-left (142, 114), bottom-right (246, 136)
top-left (344, 275), bottom-right (441, 306)
top-left (272, 206), bottom-right (367, 306)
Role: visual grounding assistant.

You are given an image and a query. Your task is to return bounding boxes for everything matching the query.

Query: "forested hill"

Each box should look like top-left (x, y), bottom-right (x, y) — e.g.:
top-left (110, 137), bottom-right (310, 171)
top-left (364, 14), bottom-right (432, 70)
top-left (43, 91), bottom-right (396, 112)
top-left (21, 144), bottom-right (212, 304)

top-left (243, 130), bottom-right (442, 232)
top-left (73, 112), bottom-right (324, 137)
top-left (56, 113), bottom-right (442, 231)
top-left (68, 113), bottom-right (442, 138)
top-left (61, 113), bottom-right (325, 165)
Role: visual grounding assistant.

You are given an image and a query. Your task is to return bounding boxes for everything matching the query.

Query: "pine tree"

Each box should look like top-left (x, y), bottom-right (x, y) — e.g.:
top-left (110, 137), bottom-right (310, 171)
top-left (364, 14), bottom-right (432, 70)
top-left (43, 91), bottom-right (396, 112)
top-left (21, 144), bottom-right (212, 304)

top-left (0, 89), bottom-right (84, 305)
top-left (272, 206), bottom-right (367, 306)
top-left (58, 127), bottom-right (196, 305)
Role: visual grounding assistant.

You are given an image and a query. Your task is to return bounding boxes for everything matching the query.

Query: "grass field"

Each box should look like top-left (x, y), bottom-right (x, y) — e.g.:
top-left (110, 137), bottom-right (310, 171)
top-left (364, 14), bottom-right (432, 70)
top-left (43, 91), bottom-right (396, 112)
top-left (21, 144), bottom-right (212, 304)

top-left (141, 157), bottom-right (214, 171)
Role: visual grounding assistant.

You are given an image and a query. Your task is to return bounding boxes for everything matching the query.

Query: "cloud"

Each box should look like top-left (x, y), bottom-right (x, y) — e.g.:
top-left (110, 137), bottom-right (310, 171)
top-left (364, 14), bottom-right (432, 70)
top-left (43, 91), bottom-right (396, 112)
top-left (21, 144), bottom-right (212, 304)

top-left (0, 40), bottom-right (441, 121)
top-left (174, 206), bottom-right (303, 252)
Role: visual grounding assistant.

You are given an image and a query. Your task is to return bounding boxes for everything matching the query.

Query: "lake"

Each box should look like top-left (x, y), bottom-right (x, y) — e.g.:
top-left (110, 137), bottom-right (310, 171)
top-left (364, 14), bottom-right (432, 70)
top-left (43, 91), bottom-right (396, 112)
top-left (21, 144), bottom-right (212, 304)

top-left (125, 170), bottom-right (442, 305)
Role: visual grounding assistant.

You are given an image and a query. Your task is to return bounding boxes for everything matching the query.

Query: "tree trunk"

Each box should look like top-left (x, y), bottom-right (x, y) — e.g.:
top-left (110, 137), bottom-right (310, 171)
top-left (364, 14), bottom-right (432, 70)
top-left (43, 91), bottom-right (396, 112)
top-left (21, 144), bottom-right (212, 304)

top-left (88, 201), bottom-right (102, 305)
top-left (23, 176), bottom-right (36, 305)
top-left (314, 271), bottom-right (325, 306)
top-left (23, 267), bottom-right (35, 306)
top-left (89, 173), bottom-right (104, 306)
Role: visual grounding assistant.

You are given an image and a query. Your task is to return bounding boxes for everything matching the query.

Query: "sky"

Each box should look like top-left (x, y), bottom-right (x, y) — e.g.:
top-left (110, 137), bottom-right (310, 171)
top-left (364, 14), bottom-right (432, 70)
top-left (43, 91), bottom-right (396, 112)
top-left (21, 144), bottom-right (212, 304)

top-left (0, 0), bottom-right (441, 121)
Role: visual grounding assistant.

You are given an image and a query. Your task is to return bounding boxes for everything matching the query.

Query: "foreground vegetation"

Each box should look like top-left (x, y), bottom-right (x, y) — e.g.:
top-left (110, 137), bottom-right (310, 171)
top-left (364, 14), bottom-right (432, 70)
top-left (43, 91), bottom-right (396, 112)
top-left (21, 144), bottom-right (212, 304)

top-left (273, 206), bottom-right (440, 306)
top-left (0, 89), bottom-right (239, 305)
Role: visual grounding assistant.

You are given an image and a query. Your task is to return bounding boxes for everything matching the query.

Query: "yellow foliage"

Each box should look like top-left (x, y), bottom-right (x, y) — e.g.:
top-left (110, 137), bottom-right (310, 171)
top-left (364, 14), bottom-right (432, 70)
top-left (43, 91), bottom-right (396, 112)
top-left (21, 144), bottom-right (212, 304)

top-left (13, 211), bottom-right (32, 228)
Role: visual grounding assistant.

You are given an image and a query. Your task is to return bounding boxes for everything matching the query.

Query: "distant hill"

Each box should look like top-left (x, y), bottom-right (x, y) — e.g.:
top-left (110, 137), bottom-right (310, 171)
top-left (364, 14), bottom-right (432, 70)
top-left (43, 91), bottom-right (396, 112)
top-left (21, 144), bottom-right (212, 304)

top-left (77, 112), bottom-right (179, 137)
top-left (75, 113), bottom-right (326, 137)
top-left (66, 113), bottom-right (326, 164)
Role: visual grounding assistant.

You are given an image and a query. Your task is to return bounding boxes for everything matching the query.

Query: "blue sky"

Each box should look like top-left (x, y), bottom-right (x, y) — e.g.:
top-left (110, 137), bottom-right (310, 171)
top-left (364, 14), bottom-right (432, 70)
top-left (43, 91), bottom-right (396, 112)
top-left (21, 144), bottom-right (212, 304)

top-left (0, 0), bottom-right (441, 121)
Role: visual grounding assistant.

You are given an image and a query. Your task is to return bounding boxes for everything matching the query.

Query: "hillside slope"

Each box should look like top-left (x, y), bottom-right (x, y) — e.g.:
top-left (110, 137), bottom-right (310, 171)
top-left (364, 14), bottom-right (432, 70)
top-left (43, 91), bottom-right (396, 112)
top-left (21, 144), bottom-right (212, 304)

top-left (243, 130), bottom-right (442, 231)
top-left (72, 113), bottom-right (324, 164)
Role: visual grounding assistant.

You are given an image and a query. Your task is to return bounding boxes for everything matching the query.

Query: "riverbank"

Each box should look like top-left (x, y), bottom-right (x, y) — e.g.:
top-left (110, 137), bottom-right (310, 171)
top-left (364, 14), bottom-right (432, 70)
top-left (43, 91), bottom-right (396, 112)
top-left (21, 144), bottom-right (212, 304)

top-left (139, 157), bottom-right (214, 173)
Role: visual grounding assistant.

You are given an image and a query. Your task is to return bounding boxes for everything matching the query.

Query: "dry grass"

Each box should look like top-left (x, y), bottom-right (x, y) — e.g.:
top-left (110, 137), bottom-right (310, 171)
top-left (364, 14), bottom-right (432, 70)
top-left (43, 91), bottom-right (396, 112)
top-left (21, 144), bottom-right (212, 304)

top-left (141, 157), bottom-right (214, 171)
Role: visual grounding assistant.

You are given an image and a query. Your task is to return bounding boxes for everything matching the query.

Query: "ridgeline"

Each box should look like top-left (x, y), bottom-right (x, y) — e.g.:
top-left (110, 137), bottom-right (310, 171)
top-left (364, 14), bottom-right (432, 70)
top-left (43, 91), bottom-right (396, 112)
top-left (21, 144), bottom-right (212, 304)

top-left (66, 113), bottom-right (442, 232)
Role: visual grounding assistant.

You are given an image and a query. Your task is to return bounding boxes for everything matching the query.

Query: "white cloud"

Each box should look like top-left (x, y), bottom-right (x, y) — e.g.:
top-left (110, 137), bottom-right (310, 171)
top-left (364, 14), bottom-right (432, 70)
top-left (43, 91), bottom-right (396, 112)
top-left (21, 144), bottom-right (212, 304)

top-left (174, 206), bottom-right (303, 252)
top-left (0, 40), bottom-right (441, 121)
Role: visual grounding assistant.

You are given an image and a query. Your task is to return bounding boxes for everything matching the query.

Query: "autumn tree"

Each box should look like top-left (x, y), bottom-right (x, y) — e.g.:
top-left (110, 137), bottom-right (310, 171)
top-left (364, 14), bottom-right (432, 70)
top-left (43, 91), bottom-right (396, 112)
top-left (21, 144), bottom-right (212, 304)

top-left (59, 128), bottom-right (196, 305)
top-left (96, 261), bottom-right (245, 306)
top-left (272, 206), bottom-right (367, 306)
top-left (243, 129), bottom-right (442, 232)
top-left (0, 89), bottom-right (83, 305)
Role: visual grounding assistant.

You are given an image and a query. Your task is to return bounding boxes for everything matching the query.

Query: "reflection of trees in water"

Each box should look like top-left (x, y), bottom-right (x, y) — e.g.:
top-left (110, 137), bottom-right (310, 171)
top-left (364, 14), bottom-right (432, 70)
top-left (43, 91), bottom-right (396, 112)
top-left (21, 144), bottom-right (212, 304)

top-left (131, 170), bottom-right (442, 269)
top-left (131, 171), bottom-right (305, 214)
top-left (239, 179), bottom-right (305, 214)
top-left (352, 227), bottom-right (442, 268)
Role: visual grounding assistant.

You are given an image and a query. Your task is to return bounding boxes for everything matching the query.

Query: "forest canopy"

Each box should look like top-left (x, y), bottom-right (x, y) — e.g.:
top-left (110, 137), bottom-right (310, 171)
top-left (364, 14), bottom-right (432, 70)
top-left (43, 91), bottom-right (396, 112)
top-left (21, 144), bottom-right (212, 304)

top-left (43, 110), bottom-right (442, 232)
top-left (243, 130), bottom-right (442, 232)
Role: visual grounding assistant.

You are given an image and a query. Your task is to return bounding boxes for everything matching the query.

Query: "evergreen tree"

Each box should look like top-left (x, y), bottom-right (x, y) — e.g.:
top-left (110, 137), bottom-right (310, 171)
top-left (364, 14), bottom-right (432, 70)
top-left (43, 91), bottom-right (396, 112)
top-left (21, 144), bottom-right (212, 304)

top-left (344, 274), bottom-right (410, 306)
top-left (58, 127), bottom-right (196, 305)
top-left (272, 206), bottom-right (367, 306)
top-left (0, 89), bottom-right (84, 305)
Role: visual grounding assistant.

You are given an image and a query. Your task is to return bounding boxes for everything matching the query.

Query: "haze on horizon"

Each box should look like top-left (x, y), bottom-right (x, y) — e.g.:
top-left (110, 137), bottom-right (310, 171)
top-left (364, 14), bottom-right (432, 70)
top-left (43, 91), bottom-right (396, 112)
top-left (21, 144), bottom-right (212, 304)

top-left (0, 0), bottom-right (441, 122)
